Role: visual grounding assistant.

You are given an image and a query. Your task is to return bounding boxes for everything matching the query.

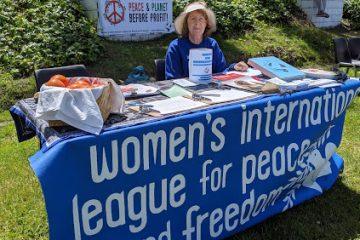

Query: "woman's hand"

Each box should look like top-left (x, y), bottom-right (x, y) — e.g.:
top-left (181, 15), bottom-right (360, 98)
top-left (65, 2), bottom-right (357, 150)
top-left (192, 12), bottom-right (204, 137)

top-left (234, 61), bottom-right (249, 72)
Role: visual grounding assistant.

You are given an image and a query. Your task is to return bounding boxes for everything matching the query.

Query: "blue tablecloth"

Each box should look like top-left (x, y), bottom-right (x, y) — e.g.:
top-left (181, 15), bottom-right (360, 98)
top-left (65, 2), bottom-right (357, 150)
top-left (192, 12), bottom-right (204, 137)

top-left (10, 80), bottom-right (360, 240)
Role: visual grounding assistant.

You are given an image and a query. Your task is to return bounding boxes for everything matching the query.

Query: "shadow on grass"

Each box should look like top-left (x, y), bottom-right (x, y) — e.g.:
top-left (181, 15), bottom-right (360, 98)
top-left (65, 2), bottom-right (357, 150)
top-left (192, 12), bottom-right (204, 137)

top-left (86, 34), bottom-right (176, 82)
top-left (226, 178), bottom-right (360, 240)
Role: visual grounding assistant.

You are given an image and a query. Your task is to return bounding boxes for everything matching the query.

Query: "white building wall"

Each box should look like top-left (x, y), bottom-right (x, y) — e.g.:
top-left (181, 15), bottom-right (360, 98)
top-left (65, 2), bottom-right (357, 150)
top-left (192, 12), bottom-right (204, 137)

top-left (297, 0), bottom-right (344, 28)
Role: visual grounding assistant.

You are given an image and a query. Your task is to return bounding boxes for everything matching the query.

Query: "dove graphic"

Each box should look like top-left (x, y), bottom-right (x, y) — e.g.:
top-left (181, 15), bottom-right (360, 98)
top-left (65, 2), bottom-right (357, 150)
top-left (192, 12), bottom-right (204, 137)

top-left (302, 142), bottom-right (336, 193)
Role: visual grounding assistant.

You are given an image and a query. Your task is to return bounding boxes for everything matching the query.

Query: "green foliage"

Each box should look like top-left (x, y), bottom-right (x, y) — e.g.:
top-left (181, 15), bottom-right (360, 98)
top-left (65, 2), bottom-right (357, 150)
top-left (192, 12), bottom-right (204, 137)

top-left (0, 0), bottom-right (103, 78)
top-left (343, 0), bottom-right (360, 30)
top-left (173, 0), bottom-right (304, 38)
top-left (0, 73), bottom-right (35, 110)
top-left (207, 1), bottom-right (254, 37)
top-left (248, 0), bottom-right (304, 23)
top-left (173, 0), bottom-right (255, 37)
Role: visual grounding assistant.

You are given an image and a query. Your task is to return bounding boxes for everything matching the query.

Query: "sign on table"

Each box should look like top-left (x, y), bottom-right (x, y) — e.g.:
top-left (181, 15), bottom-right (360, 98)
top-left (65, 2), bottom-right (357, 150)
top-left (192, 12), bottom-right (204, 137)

top-left (27, 82), bottom-right (360, 240)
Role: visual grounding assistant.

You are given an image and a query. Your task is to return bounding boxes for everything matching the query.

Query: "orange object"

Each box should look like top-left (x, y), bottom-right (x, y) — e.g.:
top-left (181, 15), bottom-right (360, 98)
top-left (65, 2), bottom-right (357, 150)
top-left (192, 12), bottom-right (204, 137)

top-left (68, 81), bottom-right (91, 89)
top-left (76, 80), bottom-right (91, 87)
top-left (50, 75), bottom-right (69, 87)
top-left (91, 83), bottom-right (105, 88)
top-left (77, 77), bottom-right (91, 84)
top-left (46, 79), bottom-right (66, 88)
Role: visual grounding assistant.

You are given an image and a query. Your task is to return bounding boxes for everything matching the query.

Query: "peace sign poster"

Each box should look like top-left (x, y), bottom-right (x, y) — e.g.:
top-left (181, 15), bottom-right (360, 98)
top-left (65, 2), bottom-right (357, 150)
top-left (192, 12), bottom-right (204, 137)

top-left (98, 0), bottom-right (173, 36)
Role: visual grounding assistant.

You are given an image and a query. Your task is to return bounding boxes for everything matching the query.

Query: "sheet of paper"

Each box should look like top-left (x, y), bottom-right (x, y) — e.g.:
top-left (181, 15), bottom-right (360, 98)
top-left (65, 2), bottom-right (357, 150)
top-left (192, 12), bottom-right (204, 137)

top-left (173, 78), bottom-right (198, 87)
top-left (160, 85), bottom-right (192, 98)
top-left (199, 89), bottom-right (258, 104)
top-left (148, 96), bottom-right (207, 115)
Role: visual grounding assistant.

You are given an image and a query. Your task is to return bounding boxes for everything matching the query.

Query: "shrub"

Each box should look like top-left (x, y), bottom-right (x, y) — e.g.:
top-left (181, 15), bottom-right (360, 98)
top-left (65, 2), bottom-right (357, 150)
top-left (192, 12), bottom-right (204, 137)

top-left (251, 0), bottom-right (304, 23)
top-left (0, 0), bottom-right (103, 78)
top-left (173, 0), bottom-right (304, 38)
top-left (0, 74), bottom-right (35, 110)
top-left (173, 0), bottom-right (255, 37)
top-left (343, 0), bottom-right (360, 30)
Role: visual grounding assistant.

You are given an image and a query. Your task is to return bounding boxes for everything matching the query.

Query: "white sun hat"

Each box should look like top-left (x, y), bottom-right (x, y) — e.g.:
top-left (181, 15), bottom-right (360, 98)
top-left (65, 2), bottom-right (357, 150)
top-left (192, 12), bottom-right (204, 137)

top-left (174, 1), bottom-right (217, 36)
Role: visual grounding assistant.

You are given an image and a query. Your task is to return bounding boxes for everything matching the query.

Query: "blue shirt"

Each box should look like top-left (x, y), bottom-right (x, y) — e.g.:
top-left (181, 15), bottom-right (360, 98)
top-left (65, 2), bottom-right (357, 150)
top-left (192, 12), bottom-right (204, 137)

top-left (165, 37), bottom-right (234, 80)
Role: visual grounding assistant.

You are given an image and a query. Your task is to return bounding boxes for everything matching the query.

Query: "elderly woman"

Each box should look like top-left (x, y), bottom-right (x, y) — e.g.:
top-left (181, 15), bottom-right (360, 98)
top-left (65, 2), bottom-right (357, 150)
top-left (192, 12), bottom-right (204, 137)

top-left (165, 1), bottom-right (248, 80)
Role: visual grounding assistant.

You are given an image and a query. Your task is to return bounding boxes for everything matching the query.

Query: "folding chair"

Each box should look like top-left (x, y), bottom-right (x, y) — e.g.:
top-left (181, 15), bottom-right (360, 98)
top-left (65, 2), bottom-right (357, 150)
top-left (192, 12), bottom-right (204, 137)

top-left (154, 59), bottom-right (166, 81)
top-left (348, 37), bottom-right (360, 77)
top-left (333, 38), bottom-right (360, 77)
top-left (34, 64), bottom-right (89, 91)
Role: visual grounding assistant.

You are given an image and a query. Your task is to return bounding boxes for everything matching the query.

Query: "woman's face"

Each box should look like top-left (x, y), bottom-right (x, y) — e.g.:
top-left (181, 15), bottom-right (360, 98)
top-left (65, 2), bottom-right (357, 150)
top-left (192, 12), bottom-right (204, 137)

top-left (187, 10), bottom-right (207, 38)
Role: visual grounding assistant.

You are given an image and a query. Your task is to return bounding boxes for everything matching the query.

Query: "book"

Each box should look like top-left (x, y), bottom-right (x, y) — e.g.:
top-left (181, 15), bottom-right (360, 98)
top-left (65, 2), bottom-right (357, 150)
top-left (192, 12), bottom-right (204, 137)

top-left (301, 69), bottom-right (338, 80)
top-left (262, 78), bottom-right (309, 93)
top-left (222, 76), bottom-right (265, 93)
top-left (212, 72), bottom-right (244, 81)
top-left (248, 56), bottom-right (305, 81)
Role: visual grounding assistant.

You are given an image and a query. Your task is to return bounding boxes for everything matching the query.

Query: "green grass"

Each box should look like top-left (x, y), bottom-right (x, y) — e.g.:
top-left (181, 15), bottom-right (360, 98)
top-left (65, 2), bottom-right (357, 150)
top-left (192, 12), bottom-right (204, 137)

top-left (0, 98), bottom-right (358, 240)
top-left (0, 119), bottom-right (47, 240)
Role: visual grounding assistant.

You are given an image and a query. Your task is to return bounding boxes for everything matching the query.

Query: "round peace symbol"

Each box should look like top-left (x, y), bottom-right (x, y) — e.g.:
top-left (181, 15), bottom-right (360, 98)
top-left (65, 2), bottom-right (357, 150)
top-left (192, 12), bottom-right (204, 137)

top-left (105, 0), bottom-right (125, 25)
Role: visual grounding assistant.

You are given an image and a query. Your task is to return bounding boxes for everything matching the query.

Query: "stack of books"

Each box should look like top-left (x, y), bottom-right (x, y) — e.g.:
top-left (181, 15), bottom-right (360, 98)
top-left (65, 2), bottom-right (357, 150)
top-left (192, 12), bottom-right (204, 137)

top-left (301, 69), bottom-right (338, 80)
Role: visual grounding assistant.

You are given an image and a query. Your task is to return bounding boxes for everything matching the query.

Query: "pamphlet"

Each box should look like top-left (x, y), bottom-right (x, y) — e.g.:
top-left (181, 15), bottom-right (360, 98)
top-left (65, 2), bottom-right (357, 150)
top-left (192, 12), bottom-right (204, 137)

top-left (189, 48), bottom-right (213, 84)
top-left (120, 84), bottom-right (159, 98)
top-left (148, 96), bottom-right (207, 115)
top-left (198, 89), bottom-right (258, 104)
top-left (160, 85), bottom-right (192, 98)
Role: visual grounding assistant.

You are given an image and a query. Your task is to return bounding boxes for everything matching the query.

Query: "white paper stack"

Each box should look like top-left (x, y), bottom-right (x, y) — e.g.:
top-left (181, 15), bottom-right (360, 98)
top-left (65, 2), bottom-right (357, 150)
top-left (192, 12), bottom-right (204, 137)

top-left (189, 48), bottom-right (213, 84)
top-left (302, 69), bottom-right (338, 79)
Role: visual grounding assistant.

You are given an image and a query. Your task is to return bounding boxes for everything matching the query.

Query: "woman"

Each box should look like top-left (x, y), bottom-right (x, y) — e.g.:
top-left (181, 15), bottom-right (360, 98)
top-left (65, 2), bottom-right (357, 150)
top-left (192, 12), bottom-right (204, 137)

top-left (165, 1), bottom-right (248, 80)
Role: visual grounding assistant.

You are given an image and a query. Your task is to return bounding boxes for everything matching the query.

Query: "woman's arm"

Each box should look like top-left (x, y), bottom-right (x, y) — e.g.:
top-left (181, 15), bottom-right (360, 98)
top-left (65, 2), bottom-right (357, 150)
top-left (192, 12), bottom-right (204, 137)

top-left (165, 41), bottom-right (184, 80)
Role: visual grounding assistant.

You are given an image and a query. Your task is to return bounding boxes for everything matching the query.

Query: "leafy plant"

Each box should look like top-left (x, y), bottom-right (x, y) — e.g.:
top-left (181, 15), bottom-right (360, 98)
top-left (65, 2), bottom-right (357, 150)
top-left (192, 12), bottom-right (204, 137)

top-left (173, 0), bottom-right (255, 37)
top-left (343, 0), bottom-right (360, 30)
top-left (249, 0), bottom-right (304, 23)
top-left (0, 0), bottom-right (103, 78)
top-left (0, 73), bottom-right (35, 110)
top-left (173, 0), bottom-right (304, 38)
